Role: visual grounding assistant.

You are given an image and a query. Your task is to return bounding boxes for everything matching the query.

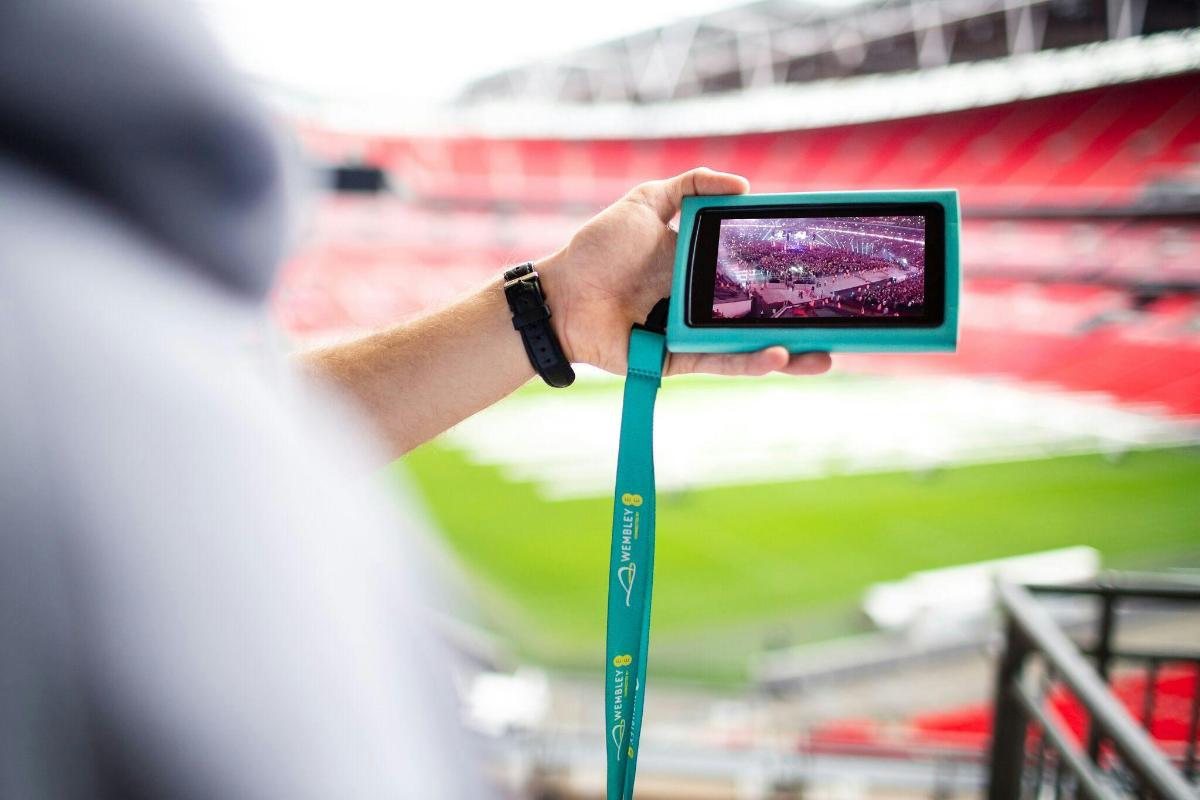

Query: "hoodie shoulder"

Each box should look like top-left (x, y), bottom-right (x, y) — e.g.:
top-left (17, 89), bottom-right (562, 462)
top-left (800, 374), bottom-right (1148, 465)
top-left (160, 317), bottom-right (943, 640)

top-left (0, 0), bottom-right (297, 299)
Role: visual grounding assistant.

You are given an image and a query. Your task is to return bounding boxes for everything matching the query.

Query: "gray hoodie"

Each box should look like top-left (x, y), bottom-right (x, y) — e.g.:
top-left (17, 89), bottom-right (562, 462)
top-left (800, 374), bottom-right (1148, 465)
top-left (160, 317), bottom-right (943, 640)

top-left (0, 2), bottom-right (485, 798)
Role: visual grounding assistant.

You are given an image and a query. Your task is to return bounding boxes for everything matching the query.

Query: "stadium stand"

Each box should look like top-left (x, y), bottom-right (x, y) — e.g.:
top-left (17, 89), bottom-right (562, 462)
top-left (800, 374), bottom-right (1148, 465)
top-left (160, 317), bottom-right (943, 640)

top-left (301, 73), bottom-right (1200, 212)
top-left (807, 658), bottom-right (1199, 761)
top-left (290, 43), bottom-right (1200, 360)
top-left (276, 205), bottom-right (1200, 418)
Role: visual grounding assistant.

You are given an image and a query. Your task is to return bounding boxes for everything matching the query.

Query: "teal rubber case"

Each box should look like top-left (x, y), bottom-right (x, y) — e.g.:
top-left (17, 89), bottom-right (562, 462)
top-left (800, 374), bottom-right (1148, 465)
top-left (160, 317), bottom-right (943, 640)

top-left (666, 190), bottom-right (960, 353)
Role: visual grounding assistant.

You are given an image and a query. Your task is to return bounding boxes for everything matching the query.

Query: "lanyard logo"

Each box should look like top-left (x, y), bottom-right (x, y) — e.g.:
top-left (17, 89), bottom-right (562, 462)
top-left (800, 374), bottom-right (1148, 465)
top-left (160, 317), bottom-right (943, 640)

top-left (617, 562), bottom-right (637, 607)
top-left (610, 718), bottom-right (626, 752)
top-left (621, 493), bottom-right (643, 507)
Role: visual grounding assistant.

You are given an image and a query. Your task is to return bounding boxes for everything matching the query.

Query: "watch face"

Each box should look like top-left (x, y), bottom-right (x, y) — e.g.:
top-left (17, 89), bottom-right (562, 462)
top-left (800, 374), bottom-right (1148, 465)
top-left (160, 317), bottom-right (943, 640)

top-left (504, 262), bottom-right (536, 281)
top-left (687, 203), bottom-right (946, 328)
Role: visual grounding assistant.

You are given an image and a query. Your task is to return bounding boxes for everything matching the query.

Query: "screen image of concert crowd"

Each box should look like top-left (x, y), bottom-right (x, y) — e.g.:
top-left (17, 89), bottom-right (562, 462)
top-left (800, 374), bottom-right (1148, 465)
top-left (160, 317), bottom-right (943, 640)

top-left (713, 215), bottom-right (926, 320)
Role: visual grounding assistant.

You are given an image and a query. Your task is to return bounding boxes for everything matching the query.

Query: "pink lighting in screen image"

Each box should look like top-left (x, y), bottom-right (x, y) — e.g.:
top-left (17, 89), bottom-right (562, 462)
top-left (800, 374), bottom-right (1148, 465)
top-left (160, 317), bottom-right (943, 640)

top-left (713, 216), bottom-right (926, 320)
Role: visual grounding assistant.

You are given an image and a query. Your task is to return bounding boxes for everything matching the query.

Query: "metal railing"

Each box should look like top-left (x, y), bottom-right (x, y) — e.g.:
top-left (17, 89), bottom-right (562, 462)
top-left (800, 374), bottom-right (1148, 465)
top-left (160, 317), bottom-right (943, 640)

top-left (987, 578), bottom-right (1200, 800)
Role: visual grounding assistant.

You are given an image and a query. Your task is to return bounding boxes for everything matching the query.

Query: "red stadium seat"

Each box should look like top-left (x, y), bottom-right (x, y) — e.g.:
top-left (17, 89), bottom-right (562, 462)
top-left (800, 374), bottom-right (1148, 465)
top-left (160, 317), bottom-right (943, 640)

top-left (304, 74), bottom-right (1200, 214)
top-left (800, 664), bottom-right (1198, 761)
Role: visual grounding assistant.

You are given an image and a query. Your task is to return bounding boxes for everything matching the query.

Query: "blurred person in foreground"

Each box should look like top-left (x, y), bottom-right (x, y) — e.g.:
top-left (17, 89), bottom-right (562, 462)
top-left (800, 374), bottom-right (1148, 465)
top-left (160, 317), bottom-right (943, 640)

top-left (0, 1), bottom-right (830, 797)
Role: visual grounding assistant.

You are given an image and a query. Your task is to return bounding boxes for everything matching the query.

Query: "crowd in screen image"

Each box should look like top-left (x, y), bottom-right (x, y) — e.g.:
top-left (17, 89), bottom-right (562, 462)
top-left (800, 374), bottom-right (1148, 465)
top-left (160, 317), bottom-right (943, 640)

top-left (713, 216), bottom-right (927, 320)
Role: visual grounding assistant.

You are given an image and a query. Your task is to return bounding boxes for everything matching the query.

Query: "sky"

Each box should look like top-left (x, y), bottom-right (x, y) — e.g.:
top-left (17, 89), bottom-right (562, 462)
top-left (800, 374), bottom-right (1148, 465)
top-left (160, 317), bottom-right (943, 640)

top-left (193, 0), bottom-right (865, 106)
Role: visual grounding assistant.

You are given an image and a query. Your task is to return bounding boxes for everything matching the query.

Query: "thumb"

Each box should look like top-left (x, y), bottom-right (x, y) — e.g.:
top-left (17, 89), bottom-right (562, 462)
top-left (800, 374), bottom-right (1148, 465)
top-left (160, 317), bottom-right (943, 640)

top-left (630, 167), bottom-right (751, 223)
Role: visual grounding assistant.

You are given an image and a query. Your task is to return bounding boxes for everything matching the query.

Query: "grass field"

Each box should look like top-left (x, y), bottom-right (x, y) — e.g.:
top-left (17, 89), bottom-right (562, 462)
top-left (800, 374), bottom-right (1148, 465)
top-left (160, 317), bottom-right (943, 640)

top-left (394, 378), bottom-right (1200, 684)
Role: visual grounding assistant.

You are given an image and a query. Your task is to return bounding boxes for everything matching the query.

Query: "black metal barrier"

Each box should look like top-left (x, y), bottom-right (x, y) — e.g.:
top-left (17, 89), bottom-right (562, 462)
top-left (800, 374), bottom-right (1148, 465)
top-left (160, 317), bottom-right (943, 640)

top-left (987, 579), bottom-right (1199, 800)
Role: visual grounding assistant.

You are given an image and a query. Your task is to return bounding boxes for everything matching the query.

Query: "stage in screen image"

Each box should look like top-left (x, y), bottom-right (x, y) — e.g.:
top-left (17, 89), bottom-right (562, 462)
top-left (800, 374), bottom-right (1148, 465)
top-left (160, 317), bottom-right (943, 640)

top-left (713, 216), bottom-right (926, 320)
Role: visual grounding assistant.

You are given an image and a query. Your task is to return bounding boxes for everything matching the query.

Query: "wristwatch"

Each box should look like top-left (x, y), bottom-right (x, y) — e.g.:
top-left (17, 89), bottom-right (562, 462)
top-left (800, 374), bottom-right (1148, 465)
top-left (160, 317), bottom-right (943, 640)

top-left (502, 263), bottom-right (576, 388)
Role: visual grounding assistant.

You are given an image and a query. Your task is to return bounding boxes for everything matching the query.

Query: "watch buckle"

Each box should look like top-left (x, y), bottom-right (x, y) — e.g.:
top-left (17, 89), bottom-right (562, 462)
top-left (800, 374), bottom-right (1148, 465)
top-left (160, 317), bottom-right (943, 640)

top-left (504, 270), bottom-right (539, 289)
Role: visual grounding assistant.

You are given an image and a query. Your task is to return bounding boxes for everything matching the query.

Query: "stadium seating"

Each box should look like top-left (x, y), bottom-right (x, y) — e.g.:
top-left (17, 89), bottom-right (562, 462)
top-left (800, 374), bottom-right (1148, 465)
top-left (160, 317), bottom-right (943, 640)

top-left (808, 663), bottom-right (1199, 760)
top-left (303, 74), bottom-right (1200, 213)
top-left (275, 192), bottom-right (1200, 420)
top-left (837, 278), bottom-right (1200, 417)
top-left (283, 67), bottom-right (1200, 424)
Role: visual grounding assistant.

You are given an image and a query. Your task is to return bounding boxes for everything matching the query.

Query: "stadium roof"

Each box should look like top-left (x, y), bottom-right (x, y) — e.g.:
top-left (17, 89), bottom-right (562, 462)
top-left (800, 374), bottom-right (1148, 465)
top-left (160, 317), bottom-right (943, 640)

top-left (460, 0), bottom-right (1200, 105)
top-left (212, 0), bottom-right (1199, 137)
top-left (311, 27), bottom-right (1200, 137)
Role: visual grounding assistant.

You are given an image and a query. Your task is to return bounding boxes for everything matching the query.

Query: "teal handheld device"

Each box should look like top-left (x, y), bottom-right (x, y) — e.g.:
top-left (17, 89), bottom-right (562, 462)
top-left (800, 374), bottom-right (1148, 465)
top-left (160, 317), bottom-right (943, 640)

top-left (667, 189), bottom-right (960, 353)
top-left (604, 190), bottom-right (960, 800)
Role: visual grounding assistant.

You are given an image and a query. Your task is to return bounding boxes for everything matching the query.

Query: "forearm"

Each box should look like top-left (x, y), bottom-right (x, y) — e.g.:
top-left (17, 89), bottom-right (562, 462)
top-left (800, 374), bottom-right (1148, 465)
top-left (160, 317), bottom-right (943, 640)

top-left (302, 260), bottom-right (564, 458)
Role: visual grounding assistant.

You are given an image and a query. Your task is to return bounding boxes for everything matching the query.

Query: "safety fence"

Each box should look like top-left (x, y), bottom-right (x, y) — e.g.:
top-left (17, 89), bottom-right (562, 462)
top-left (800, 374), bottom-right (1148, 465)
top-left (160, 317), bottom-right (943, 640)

top-left (987, 579), bottom-right (1200, 800)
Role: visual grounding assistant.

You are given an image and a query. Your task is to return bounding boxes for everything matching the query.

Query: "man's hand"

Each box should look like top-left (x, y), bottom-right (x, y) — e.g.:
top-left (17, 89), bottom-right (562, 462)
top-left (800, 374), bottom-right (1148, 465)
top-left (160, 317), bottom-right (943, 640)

top-left (540, 168), bottom-right (832, 378)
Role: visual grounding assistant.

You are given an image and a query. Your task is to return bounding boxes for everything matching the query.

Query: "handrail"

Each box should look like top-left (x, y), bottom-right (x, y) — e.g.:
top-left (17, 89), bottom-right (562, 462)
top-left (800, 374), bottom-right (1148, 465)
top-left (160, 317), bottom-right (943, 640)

top-left (994, 581), bottom-right (1196, 800)
top-left (1080, 647), bottom-right (1200, 665)
top-left (1026, 579), bottom-right (1200, 602)
top-left (1012, 682), bottom-right (1120, 800)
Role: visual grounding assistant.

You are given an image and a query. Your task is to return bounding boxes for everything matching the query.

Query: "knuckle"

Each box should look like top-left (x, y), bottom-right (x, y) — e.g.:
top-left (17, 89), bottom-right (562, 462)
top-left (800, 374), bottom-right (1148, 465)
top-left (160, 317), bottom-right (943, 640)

top-left (622, 188), bottom-right (658, 214)
top-left (629, 180), bottom-right (657, 198)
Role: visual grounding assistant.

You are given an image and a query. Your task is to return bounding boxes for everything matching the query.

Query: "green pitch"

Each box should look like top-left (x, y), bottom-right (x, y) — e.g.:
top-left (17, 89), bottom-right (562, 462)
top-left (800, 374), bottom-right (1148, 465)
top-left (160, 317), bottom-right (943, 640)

top-left (394, 383), bottom-right (1200, 684)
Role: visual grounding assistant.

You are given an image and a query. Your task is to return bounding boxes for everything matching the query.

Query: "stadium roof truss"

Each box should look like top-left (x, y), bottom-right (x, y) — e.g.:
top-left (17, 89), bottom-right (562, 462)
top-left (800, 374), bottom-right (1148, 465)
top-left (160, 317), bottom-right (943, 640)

top-left (436, 26), bottom-right (1200, 138)
top-left (460, 0), bottom-right (1193, 105)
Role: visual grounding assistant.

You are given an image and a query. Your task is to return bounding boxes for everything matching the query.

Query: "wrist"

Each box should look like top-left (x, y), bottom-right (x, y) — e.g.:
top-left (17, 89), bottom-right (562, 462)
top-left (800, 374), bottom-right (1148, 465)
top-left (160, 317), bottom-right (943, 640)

top-left (532, 251), bottom-right (577, 365)
top-left (485, 273), bottom-right (538, 382)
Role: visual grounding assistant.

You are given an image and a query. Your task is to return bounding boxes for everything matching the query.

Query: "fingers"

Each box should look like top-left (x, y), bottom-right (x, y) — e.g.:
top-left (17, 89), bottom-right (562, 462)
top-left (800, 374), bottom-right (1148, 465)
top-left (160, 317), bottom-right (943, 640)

top-left (781, 350), bottom-right (833, 375)
top-left (686, 167), bottom-right (751, 198)
top-left (630, 167), bottom-right (751, 223)
top-left (667, 347), bottom-right (831, 377)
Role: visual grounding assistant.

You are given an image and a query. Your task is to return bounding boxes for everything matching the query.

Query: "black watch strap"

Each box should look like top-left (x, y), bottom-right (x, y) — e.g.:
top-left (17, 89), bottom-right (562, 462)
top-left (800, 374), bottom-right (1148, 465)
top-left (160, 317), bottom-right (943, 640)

top-left (503, 263), bottom-right (576, 388)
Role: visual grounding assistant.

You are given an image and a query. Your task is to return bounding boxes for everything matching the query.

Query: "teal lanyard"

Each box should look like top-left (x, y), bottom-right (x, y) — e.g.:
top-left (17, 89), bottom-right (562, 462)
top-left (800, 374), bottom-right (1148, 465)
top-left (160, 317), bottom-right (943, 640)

top-left (604, 323), bottom-right (667, 800)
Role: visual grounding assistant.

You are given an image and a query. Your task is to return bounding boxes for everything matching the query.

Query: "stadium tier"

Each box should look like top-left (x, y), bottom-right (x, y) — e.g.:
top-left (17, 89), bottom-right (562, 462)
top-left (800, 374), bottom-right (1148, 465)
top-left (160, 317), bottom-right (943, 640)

top-left (281, 200), bottom-right (1200, 297)
top-left (285, 64), bottom-right (1200, 423)
top-left (275, 203), bottom-right (1200, 417)
top-left (807, 662), bottom-right (1200, 761)
top-left (838, 280), bottom-right (1200, 416)
top-left (301, 73), bottom-right (1200, 213)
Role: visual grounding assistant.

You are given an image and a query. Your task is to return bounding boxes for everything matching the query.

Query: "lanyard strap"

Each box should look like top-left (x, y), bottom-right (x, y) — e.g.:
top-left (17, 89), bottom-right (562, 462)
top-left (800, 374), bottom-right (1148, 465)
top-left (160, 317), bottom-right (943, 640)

top-left (605, 324), bottom-right (667, 800)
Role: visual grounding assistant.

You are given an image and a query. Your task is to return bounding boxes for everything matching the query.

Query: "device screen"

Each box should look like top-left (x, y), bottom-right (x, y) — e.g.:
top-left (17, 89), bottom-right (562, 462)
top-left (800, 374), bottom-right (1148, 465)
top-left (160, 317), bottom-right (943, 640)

top-left (688, 204), bottom-right (945, 327)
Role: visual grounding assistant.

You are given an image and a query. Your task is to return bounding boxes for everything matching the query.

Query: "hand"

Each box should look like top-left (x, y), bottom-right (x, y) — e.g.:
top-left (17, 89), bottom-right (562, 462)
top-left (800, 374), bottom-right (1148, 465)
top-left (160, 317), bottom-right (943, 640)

top-left (539, 167), bottom-right (832, 378)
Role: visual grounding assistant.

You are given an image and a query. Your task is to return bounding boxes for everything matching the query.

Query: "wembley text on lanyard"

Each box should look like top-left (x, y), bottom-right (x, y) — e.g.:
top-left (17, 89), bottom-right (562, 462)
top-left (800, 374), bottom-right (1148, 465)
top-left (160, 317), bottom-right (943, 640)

top-left (604, 299), bottom-right (669, 800)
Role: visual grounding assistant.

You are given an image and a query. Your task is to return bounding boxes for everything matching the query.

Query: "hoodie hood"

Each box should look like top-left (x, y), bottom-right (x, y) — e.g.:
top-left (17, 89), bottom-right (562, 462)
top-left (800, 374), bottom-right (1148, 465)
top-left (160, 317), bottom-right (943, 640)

top-left (0, 0), bottom-right (292, 299)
